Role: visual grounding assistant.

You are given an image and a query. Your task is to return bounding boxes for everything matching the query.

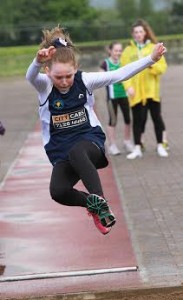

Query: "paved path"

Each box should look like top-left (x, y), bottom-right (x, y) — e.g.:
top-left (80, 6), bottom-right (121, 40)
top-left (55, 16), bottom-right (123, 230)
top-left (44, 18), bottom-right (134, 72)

top-left (0, 65), bottom-right (183, 299)
top-left (95, 65), bottom-right (183, 288)
top-left (0, 77), bottom-right (38, 182)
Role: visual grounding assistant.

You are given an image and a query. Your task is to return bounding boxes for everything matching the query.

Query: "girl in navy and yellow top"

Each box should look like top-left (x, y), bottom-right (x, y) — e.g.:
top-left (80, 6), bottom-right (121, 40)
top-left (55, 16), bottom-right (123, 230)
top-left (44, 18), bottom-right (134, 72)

top-left (100, 42), bottom-right (133, 156)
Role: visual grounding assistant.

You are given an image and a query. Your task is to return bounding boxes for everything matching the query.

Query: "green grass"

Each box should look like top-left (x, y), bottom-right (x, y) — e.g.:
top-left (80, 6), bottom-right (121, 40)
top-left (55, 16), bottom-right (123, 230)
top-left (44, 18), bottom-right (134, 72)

top-left (158, 33), bottom-right (183, 41)
top-left (0, 45), bottom-right (38, 77)
top-left (0, 34), bottom-right (183, 77)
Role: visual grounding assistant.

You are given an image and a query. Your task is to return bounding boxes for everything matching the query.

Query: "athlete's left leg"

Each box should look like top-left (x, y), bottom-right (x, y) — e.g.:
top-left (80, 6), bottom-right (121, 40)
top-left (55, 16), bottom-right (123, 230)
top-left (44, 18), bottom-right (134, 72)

top-left (68, 140), bottom-right (107, 196)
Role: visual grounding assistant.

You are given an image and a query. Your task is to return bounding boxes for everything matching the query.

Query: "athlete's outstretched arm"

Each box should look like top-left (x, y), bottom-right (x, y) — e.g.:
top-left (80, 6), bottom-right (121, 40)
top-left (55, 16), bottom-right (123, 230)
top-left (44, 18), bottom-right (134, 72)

top-left (83, 43), bottom-right (166, 92)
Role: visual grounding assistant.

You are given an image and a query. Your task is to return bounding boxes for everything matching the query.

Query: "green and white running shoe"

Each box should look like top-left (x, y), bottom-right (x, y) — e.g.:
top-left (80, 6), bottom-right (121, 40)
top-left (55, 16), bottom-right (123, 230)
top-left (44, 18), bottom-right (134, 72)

top-left (87, 194), bottom-right (116, 228)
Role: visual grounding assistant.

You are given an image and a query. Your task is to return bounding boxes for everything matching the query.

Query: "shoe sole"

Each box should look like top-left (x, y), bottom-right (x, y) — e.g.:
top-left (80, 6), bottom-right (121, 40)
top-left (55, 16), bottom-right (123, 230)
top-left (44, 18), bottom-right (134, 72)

top-left (87, 195), bottom-right (116, 228)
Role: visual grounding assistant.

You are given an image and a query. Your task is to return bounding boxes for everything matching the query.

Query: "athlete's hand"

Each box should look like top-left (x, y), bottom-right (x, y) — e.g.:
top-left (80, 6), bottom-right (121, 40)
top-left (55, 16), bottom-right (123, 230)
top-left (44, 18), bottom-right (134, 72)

top-left (36, 46), bottom-right (56, 63)
top-left (127, 87), bottom-right (135, 98)
top-left (151, 43), bottom-right (167, 62)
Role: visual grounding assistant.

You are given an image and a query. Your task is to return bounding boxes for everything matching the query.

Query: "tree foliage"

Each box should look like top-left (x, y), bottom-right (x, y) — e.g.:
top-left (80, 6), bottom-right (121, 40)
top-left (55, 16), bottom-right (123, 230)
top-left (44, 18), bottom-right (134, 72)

top-left (172, 0), bottom-right (183, 16)
top-left (46, 0), bottom-right (98, 22)
top-left (0, 0), bottom-right (99, 45)
top-left (0, 0), bottom-right (98, 25)
top-left (0, 0), bottom-right (182, 46)
top-left (117, 0), bottom-right (138, 25)
top-left (138, 0), bottom-right (153, 18)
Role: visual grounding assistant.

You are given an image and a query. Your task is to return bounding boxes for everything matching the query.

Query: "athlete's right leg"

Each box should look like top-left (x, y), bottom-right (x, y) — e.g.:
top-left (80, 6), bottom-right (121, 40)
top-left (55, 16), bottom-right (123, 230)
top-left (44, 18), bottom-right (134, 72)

top-left (50, 155), bottom-right (112, 234)
top-left (50, 161), bottom-right (87, 207)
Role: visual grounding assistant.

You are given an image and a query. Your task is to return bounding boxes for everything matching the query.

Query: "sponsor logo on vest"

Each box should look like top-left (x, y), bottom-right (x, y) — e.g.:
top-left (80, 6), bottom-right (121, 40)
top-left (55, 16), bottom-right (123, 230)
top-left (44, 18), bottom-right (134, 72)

top-left (52, 108), bottom-right (87, 129)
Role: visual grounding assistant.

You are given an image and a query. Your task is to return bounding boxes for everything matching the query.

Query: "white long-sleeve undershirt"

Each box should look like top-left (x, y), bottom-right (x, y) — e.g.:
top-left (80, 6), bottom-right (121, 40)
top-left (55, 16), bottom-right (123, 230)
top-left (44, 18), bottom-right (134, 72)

top-left (26, 55), bottom-right (154, 102)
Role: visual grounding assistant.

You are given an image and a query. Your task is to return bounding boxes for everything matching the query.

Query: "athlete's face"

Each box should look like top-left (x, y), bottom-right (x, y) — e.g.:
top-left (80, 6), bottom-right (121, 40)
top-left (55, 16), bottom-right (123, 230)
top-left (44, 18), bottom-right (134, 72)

top-left (46, 62), bottom-right (77, 92)
top-left (132, 26), bottom-right (146, 44)
top-left (109, 44), bottom-right (122, 61)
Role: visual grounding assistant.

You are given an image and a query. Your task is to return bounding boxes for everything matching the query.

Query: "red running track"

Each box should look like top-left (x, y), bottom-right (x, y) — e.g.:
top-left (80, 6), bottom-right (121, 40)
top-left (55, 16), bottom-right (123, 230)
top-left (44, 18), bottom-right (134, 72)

top-left (0, 127), bottom-right (140, 296)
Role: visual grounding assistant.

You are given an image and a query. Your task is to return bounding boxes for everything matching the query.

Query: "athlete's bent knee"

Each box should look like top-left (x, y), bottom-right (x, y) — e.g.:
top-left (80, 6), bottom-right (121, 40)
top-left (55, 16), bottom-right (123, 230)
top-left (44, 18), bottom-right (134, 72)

top-left (50, 187), bottom-right (69, 205)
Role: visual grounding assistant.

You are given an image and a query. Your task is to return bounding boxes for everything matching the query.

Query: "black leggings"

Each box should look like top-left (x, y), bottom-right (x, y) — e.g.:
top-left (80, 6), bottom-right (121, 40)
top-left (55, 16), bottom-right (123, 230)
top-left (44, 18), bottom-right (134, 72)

top-left (50, 140), bottom-right (108, 207)
top-left (107, 97), bottom-right (131, 127)
top-left (141, 100), bottom-right (166, 134)
top-left (132, 100), bottom-right (164, 145)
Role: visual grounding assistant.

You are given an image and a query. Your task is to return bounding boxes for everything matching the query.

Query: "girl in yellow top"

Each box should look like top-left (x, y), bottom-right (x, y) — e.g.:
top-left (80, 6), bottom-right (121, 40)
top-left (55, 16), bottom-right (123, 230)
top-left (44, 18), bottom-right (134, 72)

top-left (121, 19), bottom-right (168, 159)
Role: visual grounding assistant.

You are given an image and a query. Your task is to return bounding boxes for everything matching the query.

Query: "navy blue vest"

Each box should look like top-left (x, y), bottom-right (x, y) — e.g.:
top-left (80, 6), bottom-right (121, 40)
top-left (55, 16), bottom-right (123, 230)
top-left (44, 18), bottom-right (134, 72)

top-left (41, 71), bottom-right (106, 165)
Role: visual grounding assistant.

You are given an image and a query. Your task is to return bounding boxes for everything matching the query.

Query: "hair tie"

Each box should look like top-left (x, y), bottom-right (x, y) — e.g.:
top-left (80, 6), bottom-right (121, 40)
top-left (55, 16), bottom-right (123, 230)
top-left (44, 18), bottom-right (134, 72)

top-left (52, 37), bottom-right (68, 48)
